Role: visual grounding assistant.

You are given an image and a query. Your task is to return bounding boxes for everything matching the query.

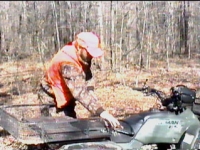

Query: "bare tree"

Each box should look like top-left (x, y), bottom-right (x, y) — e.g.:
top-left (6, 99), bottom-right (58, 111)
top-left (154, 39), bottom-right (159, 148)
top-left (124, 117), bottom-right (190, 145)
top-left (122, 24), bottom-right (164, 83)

top-left (0, 1), bottom-right (199, 69)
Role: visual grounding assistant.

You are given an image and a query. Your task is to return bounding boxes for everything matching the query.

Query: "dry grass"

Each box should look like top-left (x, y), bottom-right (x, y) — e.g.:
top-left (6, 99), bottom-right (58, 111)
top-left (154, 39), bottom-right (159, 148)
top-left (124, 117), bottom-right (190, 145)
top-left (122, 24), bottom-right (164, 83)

top-left (0, 55), bottom-right (200, 149)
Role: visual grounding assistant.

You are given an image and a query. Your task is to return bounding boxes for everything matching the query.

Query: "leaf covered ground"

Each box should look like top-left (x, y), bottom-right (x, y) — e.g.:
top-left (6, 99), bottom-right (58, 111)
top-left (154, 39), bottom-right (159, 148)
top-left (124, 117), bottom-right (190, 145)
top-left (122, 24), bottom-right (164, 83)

top-left (0, 55), bottom-right (199, 149)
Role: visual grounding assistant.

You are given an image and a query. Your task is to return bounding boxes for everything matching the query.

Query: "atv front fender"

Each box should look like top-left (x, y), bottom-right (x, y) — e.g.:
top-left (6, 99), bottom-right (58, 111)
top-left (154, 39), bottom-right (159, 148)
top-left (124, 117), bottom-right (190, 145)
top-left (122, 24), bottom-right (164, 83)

top-left (180, 125), bottom-right (200, 150)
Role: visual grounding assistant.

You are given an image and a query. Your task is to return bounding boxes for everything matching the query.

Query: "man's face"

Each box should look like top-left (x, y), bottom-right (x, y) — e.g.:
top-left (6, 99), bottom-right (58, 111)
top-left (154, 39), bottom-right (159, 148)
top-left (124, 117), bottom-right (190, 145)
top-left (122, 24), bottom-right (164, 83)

top-left (77, 46), bottom-right (93, 63)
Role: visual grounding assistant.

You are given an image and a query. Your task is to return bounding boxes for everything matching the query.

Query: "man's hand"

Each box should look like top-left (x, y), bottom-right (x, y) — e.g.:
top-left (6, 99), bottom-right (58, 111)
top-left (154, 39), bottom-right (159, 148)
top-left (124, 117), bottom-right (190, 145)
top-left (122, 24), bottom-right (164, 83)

top-left (100, 111), bottom-right (122, 129)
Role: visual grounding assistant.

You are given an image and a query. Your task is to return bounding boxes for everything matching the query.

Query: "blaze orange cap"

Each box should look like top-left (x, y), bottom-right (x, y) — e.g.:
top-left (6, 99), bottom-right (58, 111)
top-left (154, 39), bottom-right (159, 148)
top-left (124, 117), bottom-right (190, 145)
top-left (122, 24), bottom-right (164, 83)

top-left (75, 32), bottom-right (104, 58)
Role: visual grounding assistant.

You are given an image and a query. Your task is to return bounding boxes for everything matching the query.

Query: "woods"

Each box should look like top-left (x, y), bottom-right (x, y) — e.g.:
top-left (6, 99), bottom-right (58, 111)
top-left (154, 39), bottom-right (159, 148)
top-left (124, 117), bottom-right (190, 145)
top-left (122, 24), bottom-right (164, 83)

top-left (0, 1), bottom-right (199, 71)
top-left (0, 2), bottom-right (200, 149)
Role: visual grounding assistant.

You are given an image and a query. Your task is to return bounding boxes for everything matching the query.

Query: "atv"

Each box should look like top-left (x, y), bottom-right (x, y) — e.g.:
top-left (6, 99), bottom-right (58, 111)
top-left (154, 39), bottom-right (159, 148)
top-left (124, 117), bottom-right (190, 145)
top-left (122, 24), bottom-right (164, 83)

top-left (58, 80), bottom-right (200, 150)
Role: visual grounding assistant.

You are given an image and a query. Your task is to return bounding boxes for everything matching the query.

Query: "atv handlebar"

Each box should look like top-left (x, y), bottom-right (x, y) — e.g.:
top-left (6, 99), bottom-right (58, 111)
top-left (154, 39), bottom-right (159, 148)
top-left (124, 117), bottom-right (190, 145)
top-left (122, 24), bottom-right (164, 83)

top-left (131, 80), bottom-right (185, 113)
top-left (131, 86), bottom-right (166, 104)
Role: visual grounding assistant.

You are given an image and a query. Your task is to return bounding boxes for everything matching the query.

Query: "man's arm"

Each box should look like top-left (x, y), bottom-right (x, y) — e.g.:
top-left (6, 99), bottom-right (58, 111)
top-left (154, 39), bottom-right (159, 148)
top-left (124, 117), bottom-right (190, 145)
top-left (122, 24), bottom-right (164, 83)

top-left (61, 64), bottom-right (105, 116)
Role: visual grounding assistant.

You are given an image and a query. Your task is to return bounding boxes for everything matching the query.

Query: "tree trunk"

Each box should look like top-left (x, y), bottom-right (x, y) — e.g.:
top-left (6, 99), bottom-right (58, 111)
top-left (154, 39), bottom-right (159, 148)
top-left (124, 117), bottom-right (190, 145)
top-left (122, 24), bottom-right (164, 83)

top-left (110, 1), bottom-right (115, 70)
top-left (97, 1), bottom-right (105, 70)
top-left (52, 1), bottom-right (61, 50)
top-left (183, 1), bottom-right (189, 56)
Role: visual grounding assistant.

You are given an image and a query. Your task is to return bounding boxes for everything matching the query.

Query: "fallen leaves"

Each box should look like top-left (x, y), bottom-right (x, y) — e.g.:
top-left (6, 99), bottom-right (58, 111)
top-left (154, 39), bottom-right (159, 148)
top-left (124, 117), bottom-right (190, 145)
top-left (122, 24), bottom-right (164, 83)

top-left (0, 56), bottom-right (200, 149)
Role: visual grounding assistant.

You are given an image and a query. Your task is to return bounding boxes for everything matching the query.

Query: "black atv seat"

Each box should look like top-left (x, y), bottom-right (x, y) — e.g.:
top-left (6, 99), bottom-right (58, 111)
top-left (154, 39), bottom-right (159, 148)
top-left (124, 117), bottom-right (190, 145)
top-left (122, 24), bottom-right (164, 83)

top-left (122, 115), bottom-right (145, 134)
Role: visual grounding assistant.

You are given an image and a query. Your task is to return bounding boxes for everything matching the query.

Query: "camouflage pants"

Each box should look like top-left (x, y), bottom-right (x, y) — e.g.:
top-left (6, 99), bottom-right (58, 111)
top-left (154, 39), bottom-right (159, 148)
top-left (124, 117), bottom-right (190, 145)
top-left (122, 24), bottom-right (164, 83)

top-left (37, 84), bottom-right (77, 118)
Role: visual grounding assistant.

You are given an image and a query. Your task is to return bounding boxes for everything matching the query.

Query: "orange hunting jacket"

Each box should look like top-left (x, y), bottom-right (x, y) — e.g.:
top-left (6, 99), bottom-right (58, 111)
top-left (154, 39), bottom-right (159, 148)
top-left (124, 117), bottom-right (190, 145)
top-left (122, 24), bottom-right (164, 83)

top-left (43, 44), bottom-right (104, 115)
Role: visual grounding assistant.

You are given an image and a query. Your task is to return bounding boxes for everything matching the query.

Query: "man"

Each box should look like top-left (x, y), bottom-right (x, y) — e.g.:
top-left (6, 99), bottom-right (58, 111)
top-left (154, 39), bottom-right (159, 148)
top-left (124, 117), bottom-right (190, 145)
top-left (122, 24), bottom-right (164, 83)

top-left (40, 32), bottom-right (121, 128)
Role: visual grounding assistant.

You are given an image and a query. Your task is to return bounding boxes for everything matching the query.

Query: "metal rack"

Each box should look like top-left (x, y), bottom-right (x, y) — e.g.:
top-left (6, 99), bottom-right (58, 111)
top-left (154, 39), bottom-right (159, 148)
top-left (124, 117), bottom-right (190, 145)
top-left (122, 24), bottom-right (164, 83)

top-left (0, 104), bottom-right (110, 145)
